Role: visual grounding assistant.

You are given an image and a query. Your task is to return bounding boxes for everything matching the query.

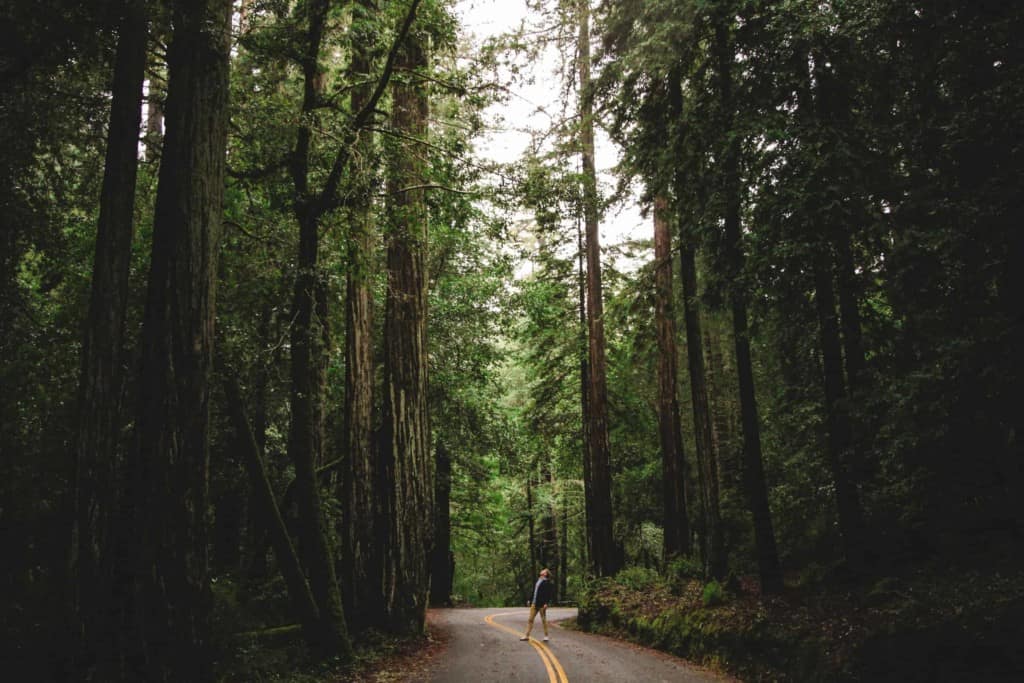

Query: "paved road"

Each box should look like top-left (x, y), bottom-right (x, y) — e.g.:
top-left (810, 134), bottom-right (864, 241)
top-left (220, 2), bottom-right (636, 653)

top-left (420, 607), bottom-right (732, 683)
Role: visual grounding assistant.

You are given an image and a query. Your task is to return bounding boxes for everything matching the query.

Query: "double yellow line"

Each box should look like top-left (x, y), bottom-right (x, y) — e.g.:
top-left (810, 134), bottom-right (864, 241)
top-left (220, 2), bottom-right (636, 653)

top-left (484, 611), bottom-right (568, 683)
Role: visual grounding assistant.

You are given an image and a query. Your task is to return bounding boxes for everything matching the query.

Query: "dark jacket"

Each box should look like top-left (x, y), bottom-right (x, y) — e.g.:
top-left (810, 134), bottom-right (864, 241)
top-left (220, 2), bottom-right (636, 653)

top-left (532, 576), bottom-right (555, 607)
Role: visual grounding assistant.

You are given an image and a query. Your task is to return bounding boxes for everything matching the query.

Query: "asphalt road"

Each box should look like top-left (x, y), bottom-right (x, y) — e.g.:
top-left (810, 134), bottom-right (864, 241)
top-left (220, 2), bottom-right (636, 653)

top-left (420, 607), bottom-right (733, 683)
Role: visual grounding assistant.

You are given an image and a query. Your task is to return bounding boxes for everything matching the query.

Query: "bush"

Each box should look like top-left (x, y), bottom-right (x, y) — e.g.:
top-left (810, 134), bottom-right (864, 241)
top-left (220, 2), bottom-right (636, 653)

top-left (701, 580), bottom-right (725, 607)
top-left (615, 566), bottom-right (662, 591)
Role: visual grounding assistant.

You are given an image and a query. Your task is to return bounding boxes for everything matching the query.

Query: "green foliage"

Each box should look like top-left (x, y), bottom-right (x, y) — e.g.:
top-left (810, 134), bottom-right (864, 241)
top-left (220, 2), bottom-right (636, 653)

top-left (615, 566), bottom-right (661, 592)
top-left (701, 580), bottom-right (724, 607)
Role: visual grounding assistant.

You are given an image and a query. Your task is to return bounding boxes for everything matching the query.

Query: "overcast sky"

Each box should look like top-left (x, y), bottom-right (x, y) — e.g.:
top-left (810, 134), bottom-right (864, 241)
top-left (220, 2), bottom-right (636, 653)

top-left (454, 0), bottom-right (649, 265)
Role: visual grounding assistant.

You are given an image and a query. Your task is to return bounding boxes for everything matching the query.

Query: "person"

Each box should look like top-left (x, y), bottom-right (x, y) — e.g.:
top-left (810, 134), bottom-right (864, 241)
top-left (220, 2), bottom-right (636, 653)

top-left (520, 567), bottom-right (554, 642)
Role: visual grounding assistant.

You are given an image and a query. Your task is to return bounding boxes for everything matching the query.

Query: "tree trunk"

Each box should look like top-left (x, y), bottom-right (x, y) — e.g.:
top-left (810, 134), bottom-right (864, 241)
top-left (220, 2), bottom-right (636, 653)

top-left (67, 0), bottom-right (146, 669)
top-left (576, 214), bottom-right (593, 573)
top-left (813, 254), bottom-right (867, 568)
top-left (114, 0), bottom-right (231, 678)
top-left (340, 0), bottom-right (381, 630)
top-left (527, 472), bottom-right (537, 575)
top-left (809, 51), bottom-right (868, 571)
top-left (539, 464), bottom-right (559, 574)
top-left (380, 24), bottom-right (433, 634)
top-left (577, 0), bottom-right (617, 578)
top-left (430, 441), bottom-right (453, 606)
top-left (677, 226), bottom-right (726, 579)
top-left (653, 196), bottom-right (690, 560)
top-left (285, 0), bottom-right (351, 657)
top-left (713, 16), bottom-right (783, 595)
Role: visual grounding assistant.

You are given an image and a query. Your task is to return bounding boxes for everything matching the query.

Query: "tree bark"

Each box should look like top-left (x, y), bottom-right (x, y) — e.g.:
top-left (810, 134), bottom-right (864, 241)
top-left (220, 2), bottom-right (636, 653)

top-left (380, 23), bottom-right (433, 634)
top-left (285, 0), bottom-right (351, 656)
top-left (539, 464), bottom-right (559, 574)
top-left (340, 0), bottom-right (382, 630)
top-left (653, 196), bottom-right (690, 560)
top-left (68, 0), bottom-right (146, 668)
top-left (577, 0), bottom-right (618, 578)
top-left (713, 16), bottom-right (783, 595)
top-left (114, 0), bottom-right (231, 677)
top-left (430, 441), bottom-right (453, 606)
top-left (677, 224), bottom-right (726, 578)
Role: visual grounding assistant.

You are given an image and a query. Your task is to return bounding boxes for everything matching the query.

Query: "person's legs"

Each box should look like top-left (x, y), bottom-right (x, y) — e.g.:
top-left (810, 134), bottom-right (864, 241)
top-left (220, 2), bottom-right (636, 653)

top-left (523, 604), bottom-right (538, 638)
top-left (539, 605), bottom-right (549, 638)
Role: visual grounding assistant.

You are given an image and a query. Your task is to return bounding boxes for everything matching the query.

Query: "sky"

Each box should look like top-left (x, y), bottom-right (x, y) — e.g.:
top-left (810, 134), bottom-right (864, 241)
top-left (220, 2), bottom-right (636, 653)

top-left (453, 0), bottom-right (649, 267)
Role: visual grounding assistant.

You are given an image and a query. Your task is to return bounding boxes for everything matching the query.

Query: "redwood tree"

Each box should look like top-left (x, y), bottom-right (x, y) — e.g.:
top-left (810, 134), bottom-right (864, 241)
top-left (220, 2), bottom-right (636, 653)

top-left (116, 0), bottom-right (232, 677)
top-left (379, 17), bottom-right (434, 634)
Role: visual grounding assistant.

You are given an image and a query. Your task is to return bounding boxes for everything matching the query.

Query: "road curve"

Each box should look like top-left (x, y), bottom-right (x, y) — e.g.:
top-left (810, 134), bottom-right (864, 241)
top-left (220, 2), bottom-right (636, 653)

top-left (421, 607), bottom-right (733, 683)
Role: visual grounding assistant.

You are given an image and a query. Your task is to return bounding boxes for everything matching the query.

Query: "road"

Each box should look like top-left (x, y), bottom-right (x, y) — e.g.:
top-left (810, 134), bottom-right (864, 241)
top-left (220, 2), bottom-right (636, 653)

top-left (419, 607), bottom-right (732, 683)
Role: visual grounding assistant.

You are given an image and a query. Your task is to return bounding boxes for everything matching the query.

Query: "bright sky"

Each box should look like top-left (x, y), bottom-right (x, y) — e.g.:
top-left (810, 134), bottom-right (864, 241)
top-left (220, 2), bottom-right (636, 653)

top-left (454, 0), bottom-right (649, 267)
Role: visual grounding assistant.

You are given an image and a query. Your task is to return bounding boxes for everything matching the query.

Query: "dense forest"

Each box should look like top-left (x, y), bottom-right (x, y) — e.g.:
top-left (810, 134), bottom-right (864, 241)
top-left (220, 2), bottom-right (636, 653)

top-left (2, 0), bottom-right (1021, 680)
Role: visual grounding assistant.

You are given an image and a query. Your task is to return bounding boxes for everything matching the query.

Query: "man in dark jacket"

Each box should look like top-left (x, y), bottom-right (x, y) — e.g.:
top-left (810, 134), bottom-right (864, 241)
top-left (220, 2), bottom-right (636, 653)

top-left (520, 568), bottom-right (554, 641)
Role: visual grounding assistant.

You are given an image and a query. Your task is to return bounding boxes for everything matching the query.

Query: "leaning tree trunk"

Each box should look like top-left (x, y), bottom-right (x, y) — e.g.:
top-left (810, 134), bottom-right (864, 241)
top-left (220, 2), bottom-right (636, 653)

top-left (223, 374), bottom-right (322, 644)
top-left (577, 0), bottom-right (618, 578)
top-left (653, 196), bottom-right (690, 560)
top-left (380, 23), bottom-right (433, 635)
top-left (112, 0), bottom-right (231, 678)
top-left (67, 0), bottom-right (147, 669)
top-left (713, 15), bottom-right (783, 595)
top-left (340, 0), bottom-right (382, 630)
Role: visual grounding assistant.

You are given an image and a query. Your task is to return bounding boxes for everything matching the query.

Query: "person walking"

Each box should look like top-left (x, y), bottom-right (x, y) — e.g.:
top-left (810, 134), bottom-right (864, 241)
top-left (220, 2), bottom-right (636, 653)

top-left (520, 568), bottom-right (555, 641)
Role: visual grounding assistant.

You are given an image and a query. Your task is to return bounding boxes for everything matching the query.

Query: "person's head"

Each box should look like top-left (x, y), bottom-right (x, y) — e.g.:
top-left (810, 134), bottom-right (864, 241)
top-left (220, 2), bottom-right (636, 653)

top-left (540, 568), bottom-right (550, 578)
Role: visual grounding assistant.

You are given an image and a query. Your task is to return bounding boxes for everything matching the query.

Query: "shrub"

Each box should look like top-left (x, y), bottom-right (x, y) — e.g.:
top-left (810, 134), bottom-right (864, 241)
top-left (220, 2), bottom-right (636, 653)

top-left (615, 565), bottom-right (662, 591)
top-left (702, 580), bottom-right (725, 607)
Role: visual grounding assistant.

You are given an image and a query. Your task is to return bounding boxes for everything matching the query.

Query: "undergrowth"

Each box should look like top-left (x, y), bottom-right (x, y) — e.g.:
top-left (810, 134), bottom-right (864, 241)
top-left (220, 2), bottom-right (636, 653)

top-left (577, 566), bottom-right (1024, 681)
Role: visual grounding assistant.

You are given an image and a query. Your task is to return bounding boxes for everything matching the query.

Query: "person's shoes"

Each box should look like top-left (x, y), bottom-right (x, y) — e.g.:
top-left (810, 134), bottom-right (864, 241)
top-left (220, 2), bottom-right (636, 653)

top-left (542, 636), bottom-right (550, 641)
top-left (519, 636), bottom-right (528, 641)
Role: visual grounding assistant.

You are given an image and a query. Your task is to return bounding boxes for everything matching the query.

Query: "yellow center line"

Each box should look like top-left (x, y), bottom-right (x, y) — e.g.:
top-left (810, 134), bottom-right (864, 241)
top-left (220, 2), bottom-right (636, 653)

top-left (485, 611), bottom-right (569, 683)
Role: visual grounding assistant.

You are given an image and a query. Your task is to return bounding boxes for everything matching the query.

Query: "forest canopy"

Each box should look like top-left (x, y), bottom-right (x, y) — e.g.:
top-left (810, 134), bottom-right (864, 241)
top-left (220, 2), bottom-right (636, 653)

top-left (1, 0), bottom-right (1021, 680)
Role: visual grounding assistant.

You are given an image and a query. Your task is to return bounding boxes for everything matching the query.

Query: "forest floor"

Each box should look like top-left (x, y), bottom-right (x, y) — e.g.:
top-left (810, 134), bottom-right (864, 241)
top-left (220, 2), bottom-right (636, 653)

top-left (573, 563), bottom-right (1024, 681)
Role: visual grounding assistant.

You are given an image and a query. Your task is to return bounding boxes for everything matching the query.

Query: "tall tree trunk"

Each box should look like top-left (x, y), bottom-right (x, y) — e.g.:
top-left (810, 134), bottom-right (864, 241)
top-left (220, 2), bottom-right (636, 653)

top-left (653, 196), bottom-right (690, 560)
top-left (527, 472), bottom-right (537, 575)
top-left (67, 0), bottom-right (146, 670)
top-left (380, 24), bottom-right (433, 634)
top-left (340, 0), bottom-right (382, 630)
top-left (834, 233), bottom-right (866, 389)
top-left (114, 0), bottom-right (231, 678)
top-left (809, 51), bottom-right (868, 571)
top-left (576, 215), bottom-right (592, 572)
top-left (677, 225), bottom-right (726, 579)
top-left (430, 440), bottom-right (453, 606)
top-left (539, 464), bottom-right (559, 573)
top-left (285, 0), bottom-right (351, 657)
top-left (813, 255), bottom-right (867, 568)
top-left (713, 16), bottom-right (783, 595)
top-left (577, 0), bottom-right (617, 578)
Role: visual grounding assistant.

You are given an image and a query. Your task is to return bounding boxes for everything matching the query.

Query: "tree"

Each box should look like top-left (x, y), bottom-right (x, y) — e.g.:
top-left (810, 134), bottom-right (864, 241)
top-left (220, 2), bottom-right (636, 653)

top-left (113, 0), bottom-right (232, 677)
top-left (652, 196), bottom-right (690, 560)
top-left (379, 13), bottom-right (433, 634)
top-left (577, 0), bottom-right (617, 578)
top-left (67, 0), bottom-right (147, 664)
top-left (340, 0), bottom-right (383, 630)
top-left (711, 7), bottom-right (782, 594)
